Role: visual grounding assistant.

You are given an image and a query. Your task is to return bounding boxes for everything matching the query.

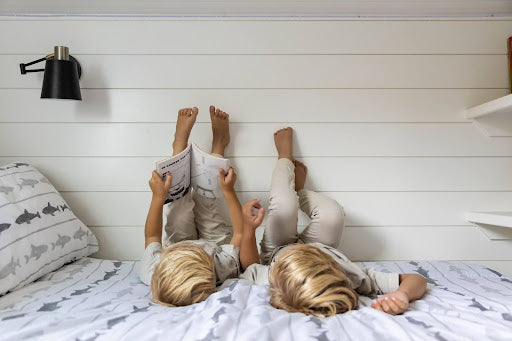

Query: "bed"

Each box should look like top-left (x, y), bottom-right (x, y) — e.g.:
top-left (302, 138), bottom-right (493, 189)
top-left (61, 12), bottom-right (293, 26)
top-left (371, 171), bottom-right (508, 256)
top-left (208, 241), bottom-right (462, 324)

top-left (0, 259), bottom-right (511, 341)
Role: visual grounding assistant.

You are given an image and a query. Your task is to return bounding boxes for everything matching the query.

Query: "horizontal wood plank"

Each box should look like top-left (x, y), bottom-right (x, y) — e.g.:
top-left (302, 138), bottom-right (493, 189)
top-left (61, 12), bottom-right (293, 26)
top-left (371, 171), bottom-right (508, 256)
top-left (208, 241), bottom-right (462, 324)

top-left (4, 55), bottom-right (507, 89)
top-left (1, 156), bottom-right (511, 191)
top-left (0, 89), bottom-right (506, 123)
top-left (89, 225), bottom-right (512, 261)
top-left (2, 20), bottom-right (511, 54)
top-left (1, 2), bottom-right (512, 17)
top-left (1, 123), bottom-right (512, 157)
top-left (63, 191), bottom-right (512, 227)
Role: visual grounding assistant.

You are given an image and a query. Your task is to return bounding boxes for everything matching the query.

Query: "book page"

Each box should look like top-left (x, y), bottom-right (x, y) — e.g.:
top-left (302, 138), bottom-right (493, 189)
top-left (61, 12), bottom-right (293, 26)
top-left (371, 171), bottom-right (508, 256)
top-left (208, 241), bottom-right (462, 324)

top-left (155, 144), bottom-right (192, 203)
top-left (190, 143), bottom-right (230, 198)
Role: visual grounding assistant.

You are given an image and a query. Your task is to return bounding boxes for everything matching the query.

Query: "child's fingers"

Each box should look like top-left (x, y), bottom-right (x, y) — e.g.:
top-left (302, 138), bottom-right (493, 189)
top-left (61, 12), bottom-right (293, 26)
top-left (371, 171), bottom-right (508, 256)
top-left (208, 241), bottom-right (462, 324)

top-left (254, 207), bottom-right (265, 225)
top-left (218, 168), bottom-right (226, 180)
top-left (385, 298), bottom-right (402, 315)
top-left (164, 173), bottom-right (172, 188)
top-left (371, 300), bottom-right (384, 312)
top-left (380, 299), bottom-right (394, 314)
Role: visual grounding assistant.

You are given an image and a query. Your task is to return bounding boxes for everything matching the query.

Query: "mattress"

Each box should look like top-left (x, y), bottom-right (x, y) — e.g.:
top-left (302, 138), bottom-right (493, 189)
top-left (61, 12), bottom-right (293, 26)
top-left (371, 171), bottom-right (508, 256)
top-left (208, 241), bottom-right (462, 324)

top-left (0, 259), bottom-right (511, 341)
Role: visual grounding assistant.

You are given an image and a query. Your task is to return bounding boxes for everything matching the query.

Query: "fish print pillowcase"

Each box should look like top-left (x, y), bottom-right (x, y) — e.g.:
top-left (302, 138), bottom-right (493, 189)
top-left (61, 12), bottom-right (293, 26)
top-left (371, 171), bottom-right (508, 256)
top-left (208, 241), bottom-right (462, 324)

top-left (0, 162), bottom-right (98, 295)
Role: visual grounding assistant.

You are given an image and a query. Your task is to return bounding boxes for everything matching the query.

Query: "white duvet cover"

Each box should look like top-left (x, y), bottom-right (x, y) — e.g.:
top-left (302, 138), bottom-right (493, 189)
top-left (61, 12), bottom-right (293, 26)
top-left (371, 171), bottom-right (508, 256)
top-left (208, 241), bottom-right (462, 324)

top-left (0, 259), bottom-right (511, 341)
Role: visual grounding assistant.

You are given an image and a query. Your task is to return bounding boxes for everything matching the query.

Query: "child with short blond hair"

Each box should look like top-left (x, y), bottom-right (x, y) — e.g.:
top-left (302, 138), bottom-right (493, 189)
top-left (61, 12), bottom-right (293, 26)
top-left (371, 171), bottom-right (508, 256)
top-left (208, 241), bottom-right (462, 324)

top-left (139, 106), bottom-right (246, 307)
top-left (240, 127), bottom-right (427, 317)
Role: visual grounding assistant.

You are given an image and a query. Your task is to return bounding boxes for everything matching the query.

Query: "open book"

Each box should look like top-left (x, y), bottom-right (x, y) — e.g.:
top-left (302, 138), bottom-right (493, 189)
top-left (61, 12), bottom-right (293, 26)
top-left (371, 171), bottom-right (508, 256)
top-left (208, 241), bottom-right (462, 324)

top-left (156, 143), bottom-right (230, 203)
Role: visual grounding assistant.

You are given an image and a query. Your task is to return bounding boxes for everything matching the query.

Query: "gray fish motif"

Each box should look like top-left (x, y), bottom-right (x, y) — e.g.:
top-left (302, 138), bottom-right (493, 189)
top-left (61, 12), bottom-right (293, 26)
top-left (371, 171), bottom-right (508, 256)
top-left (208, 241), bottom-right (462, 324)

top-left (416, 267), bottom-right (439, 286)
top-left (308, 316), bottom-right (323, 328)
top-left (469, 298), bottom-right (489, 311)
top-left (52, 234), bottom-right (71, 250)
top-left (198, 329), bottom-right (218, 341)
top-left (0, 186), bottom-right (14, 195)
top-left (25, 244), bottom-right (48, 263)
top-left (212, 307), bottom-right (226, 323)
top-left (94, 269), bottom-right (119, 285)
top-left (406, 316), bottom-right (431, 328)
top-left (15, 209), bottom-right (41, 224)
top-left (315, 331), bottom-right (330, 341)
top-left (107, 315), bottom-right (128, 329)
top-left (73, 227), bottom-right (87, 240)
top-left (60, 204), bottom-right (70, 212)
top-left (132, 304), bottom-right (150, 313)
top-left (71, 286), bottom-right (93, 296)
top-left (434, 332), bottom-right (449, 341)
top-left (17, 178), bottom-right (39, 190)
top-left (39, 177), bottom-right (50, 184)
top-left (7, 162), bottom-right (29, 169)
top-left (218, 294), bottom-right (235, 304)
top-left (0, 223), bottom-right (11, 234)
top-left (113, 261), bottom-right (123, 268)
top-left (42, 202), bottom-right (60, 216)
top-left (37, 297), bottom-right (70, 312)
top-left (503, 313), bottom-right (512, 321)
top-left (0, 257), bottom-right (20, 280)
top-left (115, 288), bottom-right (133, 298)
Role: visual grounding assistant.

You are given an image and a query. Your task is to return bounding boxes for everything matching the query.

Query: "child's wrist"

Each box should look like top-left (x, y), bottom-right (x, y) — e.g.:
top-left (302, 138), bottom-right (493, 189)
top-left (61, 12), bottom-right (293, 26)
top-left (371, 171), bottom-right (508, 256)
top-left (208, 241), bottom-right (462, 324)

top-left (395, 289), bottom-right (411, 301)
top-left (152, 195), bottom-right (166, 205)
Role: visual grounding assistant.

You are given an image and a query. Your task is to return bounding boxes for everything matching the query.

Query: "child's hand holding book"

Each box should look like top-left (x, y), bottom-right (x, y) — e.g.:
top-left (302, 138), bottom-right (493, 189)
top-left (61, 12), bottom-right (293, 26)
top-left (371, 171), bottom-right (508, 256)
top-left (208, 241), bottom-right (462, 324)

top-left (149, 170), bottom-right (172, 204)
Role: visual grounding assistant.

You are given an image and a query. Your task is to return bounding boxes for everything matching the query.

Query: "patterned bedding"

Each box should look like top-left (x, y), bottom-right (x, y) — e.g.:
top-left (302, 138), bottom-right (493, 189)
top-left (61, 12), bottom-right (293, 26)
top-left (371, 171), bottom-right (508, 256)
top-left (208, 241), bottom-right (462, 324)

top-left (0, 259), bottom-right (511, 341)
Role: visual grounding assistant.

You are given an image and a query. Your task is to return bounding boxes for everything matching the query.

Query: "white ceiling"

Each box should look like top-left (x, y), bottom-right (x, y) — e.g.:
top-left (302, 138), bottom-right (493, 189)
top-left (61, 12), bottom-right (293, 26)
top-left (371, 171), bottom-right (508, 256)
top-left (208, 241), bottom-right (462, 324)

top-left (1, 0), bottom-right (512, 17)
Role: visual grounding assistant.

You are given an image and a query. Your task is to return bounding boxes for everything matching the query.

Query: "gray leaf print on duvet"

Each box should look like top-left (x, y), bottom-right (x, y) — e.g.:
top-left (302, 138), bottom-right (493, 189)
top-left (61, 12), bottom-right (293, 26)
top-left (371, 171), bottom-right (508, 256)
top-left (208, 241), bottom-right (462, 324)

top-left (0, 257), bottom-right (20, 280)
top-left (15, 209), bottom-right (41, 224)
top-left (25, 244), bottom-right (48, 263)
top-left (17, 178), bottom-right (39, 190)
top-left (52, 234), bottom-right (71, 250)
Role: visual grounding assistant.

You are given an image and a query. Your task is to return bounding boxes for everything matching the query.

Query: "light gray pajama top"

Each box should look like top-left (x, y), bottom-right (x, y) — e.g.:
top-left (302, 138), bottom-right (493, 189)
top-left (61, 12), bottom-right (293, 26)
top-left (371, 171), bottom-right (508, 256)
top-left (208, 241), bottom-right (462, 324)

top-left (139, 240), bottom-right (240, 287)
top-left (241, 242), bottom-right (400, 295)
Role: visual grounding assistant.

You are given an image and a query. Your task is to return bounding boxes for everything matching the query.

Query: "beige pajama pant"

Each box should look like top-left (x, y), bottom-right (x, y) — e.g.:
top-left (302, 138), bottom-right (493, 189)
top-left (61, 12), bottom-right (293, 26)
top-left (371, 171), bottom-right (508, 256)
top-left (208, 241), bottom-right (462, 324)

top-left (260, 158), bottom-right (346, 264)
top-left (163, 190), bottom-right (232, 247)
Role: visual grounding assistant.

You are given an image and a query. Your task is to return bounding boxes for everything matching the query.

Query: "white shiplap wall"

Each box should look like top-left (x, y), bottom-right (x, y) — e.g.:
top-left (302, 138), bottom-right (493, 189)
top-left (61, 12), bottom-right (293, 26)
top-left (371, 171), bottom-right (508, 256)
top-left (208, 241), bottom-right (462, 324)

top-left (1, 18), bottom-right (512, 275)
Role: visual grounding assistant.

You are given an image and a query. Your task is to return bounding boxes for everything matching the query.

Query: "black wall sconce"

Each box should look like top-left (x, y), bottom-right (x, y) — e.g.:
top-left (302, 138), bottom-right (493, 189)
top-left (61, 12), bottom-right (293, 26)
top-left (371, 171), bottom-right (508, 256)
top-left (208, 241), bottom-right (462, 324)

top-left (20, 46), bottom-right (82, 100)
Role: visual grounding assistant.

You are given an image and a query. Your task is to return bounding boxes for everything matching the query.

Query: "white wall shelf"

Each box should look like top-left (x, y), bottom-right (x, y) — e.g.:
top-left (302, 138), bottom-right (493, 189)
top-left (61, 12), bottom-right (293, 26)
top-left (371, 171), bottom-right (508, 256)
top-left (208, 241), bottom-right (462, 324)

top-left (466, 94), bottom-right (512, 136)
top-left (466, 211), bottom-right (512, 240)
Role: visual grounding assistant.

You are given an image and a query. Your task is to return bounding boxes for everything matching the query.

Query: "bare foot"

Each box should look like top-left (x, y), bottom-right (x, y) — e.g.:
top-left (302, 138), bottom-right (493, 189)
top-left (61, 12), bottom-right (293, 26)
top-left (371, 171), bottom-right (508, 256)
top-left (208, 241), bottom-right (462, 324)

top-left (274, 127), bottom-right (293, 160)
top-left (173, 107), bottom-right (198, 156)
top-left (210, 105), bottom-right (230, 156)
top-left (293, 160), bottom-right (307, 192)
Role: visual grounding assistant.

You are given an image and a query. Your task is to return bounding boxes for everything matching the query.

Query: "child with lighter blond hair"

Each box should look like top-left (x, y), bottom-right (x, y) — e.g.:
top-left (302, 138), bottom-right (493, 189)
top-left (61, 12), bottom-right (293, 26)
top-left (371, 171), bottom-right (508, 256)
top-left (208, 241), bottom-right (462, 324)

top-left (139, 106), bottom-right (247, 307)
top-left (240, 127), bottom-right (427, 317)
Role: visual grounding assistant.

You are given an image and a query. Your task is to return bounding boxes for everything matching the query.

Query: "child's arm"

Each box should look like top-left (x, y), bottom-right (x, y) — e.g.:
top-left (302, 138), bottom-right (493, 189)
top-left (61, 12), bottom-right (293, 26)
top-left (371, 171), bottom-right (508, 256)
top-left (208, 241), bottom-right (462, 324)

top-left (219, 168), bottom-right (243, 247)
top-left (371, 273), bottom-right (427, 315)
top-left (144, 171), bottom-right (172, 248)
top-left (240, 199), bottom-right (265, 270)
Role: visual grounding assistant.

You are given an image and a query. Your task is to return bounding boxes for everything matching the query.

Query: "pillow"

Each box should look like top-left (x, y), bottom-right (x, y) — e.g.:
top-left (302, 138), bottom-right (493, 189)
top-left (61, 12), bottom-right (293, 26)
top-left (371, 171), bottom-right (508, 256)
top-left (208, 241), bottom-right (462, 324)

top-left (0, 162), bottom-right (98, 295)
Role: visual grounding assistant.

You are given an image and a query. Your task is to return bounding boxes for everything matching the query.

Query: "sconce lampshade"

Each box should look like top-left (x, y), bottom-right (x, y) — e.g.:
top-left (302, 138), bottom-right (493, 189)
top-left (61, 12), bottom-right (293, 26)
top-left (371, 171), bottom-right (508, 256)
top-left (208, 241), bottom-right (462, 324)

top-left (20, 46), bottom-right (83, 101)
top-left (41, 56), bottom-right (82, 100)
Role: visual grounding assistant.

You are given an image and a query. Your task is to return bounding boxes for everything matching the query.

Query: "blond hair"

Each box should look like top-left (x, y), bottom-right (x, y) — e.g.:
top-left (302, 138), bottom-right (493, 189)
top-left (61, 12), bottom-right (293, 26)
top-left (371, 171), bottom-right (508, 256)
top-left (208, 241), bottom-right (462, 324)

top-left (269, 244), bottom-right (358, 317)
top-left (151, 242), bottom-right (216, 307)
